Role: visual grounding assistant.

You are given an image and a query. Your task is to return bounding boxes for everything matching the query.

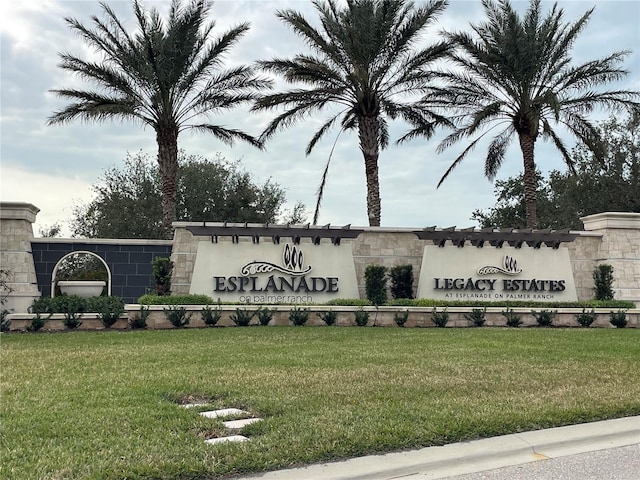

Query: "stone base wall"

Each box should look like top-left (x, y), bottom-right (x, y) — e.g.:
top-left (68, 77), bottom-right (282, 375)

top-left (0, 203), bottom-right (41, 313)
top-left (6, 306), bottom-right (639, 331)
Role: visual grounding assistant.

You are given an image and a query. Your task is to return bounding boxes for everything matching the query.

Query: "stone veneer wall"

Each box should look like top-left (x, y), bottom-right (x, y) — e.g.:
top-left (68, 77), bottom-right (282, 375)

top-left (172, 223), bottom-right (631, 303)
top-left (0, 203), bottom-right (41, 313)
top-left (2, 204), bottom-right (639, 310)
top-left (580, 213), bottom-right (640, 306)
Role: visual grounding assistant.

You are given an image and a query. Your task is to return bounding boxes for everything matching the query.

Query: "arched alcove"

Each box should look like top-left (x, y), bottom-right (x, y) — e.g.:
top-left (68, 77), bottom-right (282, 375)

top-left (51, 251), bottom-right (112, 297)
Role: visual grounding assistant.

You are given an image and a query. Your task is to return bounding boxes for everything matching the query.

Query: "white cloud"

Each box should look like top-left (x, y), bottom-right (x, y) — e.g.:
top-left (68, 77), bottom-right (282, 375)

top-left (0, 164), bottom-right (93, 237)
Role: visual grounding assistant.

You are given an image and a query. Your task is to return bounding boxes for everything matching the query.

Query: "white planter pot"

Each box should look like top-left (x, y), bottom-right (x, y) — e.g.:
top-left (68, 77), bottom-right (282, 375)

top-left (58, 281), bottom-right (106, 298)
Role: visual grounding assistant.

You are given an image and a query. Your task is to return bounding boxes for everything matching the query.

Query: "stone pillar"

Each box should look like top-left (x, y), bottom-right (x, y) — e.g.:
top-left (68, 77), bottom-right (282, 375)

top-left (0, 202), bottom-right (41, 313)
top-left (581, 212), bottom-right (640, 307)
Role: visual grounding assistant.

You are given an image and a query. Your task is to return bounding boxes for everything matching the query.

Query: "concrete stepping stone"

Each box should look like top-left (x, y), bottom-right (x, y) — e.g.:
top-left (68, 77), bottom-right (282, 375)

top-left (181, 403), bottom-right (209, 409)
top-left (205, 435), bottom-right (248, 445)
top-left (223, 418), bottom-right (262, 429)
top-left (200, 408), bottom-right (248, 419)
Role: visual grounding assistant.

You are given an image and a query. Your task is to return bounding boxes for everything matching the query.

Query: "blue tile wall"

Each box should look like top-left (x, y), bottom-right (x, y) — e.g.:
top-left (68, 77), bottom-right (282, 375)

top-left (31, 242), bottom-right (172, 303)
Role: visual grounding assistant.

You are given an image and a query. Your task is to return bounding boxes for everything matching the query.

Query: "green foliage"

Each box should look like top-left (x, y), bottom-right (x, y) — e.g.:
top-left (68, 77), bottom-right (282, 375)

top-left (137, 294), bottom-right (214, 305)
top-left (531, 309), bottom-right (556, 327)
top-left (437, 1), bottom-right (638, 228)
top-left (393, 310), bottom-right (409, 327)
top-left (129, 306), bottom-right (150, 330)
top-left (256, 307), bottom-right (274, 326)
top-left (254, 0), bottom-right (451, 226)
top-left (464, 307), bottom-right (487, 327)
top-left (55, 253), bottom-right (108, 283)
top-left (472, 114), bottom-right (640, 230)
top-left (593, 264), bottom-right (615, 301)
top-left (230, 308), bottom-right (255, 327)
top-left (389, 265), bottom-right (414, 299)
top-left (71, 153), bottom-right (291, 239)
top-left (152, 257), bottom-right (173, 296)
top-left (354, 308), bottom-right (369, 327)
top-left (96, 296), bottom-right (125, 328)
top-left (364, 265), bottom-right (387, 306)
top-left (316, 310), bottom-right (337, 326)
top-left (325, 298), bottom-right (372, 306)
top-left (431, 308), bottom-right (449, 328)
top-left (50, 0), bottom-right (269, 234)
top-left (609, 310), bottom-right (628, 328)
top-left (289, 307), bottom-right (309, 326)
top-left (27, 313), bottom-right (50, 332)
top-left (502, 308), bottom-right (523, 328)
top-left (60, 295), bottom-right (84, 329)
top-left (201, 304), bottom-right (223, 327)
top-left (163, 306), bottom-right (191, 328)
top-left (575, 308), bottom-right (597, 328)
top-left (1, 269), bottom-right (13, 332)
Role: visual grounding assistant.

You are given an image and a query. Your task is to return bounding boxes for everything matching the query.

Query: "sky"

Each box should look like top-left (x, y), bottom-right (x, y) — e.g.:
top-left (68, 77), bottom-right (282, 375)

top-left (1, 0), bottom-right (639, 237)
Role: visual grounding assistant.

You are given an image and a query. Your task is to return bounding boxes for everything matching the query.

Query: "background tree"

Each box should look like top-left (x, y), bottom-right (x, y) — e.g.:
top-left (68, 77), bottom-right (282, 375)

top-left (472, 114), bottom-right (640, 229)
top-left (433, 0), bottom-right (639, 228)
top-left (253, 0), bottom-right (451, 226)
top-left (48, 0), bottom-right (269, 236)
top-left (71, 152), bottom-right (297, 239)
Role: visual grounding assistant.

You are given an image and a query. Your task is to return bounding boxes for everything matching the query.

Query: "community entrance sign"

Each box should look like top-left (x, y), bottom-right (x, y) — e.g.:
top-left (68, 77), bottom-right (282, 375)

top-left (189, 240), bottom-right (359, 303)
top-left (417, 246), bottom-right (578, 302)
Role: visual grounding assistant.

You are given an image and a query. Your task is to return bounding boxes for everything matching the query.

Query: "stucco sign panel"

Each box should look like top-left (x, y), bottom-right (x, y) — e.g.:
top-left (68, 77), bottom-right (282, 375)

top-left (189, 240), bottom-right (359, 303)
top-left (417, 246), bottom-right (578, 302)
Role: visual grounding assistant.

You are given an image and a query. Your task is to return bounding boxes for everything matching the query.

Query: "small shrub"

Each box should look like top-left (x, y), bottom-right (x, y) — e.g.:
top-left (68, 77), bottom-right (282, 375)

top-left (28, 313), bottom-right (51, 332)
top-left (431, 307), bottom-right (449, 328)
top-left (464, 307), bottom-right (486, 327)
top-left (575, 308), bottom-right (596, 327)
top-left (354, 308), bottom-right (369, 326)
top-left (289, 307), bottom-right (309, 326)
top-left (364, 265), bottom-right (387, 305)
top-left (164, 306), bottom-right (191, 328)
top-left (201, 303), bottom-right (223, 327)
top-left (389, 265), bottom-right (413, 299)
top-left (96, 296), bottom-right (125, 328)
top-left (593, 264), bottom-right (614, 301)
top-left (316, 310), bottom-right (337, 326)
top-left (609, 310), bottom-right (628, 328)
top-left (531, 309), bottom-right (556, 327)
top-left (129, 306), bottom-right (150, 329)
top-left (256, 307), bottom-right (274, 326)
top-left (230, 308), bottom-right (255, 327)
top-left (502, 307), bottom-right (522, 328)
top-left (394, 310), bottom-right (409, 327)
top-left (152, 257), bottom-right (173, 296)
top-left (58, 295), bottom-right (84, 329)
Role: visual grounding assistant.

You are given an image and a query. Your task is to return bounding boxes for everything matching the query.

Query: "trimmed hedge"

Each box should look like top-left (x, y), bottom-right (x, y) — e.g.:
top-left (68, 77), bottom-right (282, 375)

top-left (30, 295), bottom-right (125, 314)
top-left (137, 294), bottom-right (215, 305)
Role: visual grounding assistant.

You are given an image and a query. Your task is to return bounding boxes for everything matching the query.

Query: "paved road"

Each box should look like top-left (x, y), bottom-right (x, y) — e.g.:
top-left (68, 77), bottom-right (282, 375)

top-left (443, 444), bottom-right (640, 480)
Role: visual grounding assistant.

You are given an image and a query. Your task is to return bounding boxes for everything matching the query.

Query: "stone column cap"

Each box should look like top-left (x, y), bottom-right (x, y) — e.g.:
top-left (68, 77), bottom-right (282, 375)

top-left (581, 212), bottom-right (640, 230)
top-left (0, 202), bottom-right (40, 223)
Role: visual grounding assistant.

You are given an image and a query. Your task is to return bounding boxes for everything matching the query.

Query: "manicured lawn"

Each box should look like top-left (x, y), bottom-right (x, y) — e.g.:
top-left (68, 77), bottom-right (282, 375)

top-left (2, 327), bottom-right (639, 479)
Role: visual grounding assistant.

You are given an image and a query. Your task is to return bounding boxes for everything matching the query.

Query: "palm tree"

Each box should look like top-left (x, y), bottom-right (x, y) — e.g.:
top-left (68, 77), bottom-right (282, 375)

top-left (48, 0), bottom-right (270, 237)
top-left (252, 0), bottom-right (451, 226)
top-left (433, 0), bottom-right (640, 228)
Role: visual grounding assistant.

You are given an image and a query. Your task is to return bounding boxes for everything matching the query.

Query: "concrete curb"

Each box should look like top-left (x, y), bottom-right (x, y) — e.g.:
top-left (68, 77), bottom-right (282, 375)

top-left (241, 416), bottom-right (640, 480)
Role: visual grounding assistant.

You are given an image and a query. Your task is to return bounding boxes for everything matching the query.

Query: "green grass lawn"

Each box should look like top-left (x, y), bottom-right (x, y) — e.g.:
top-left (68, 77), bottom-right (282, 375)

top-left (2, 327), bottom-right (639, 479)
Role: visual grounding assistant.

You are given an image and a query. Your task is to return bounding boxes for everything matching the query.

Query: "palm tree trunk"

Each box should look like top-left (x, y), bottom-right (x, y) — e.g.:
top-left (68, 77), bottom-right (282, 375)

top-left (358, 115), bottom-right (381, 227)
top-left (157, 126), bottom-right (179, 239)
top-left (518, 132), bottom-right (538, 229)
